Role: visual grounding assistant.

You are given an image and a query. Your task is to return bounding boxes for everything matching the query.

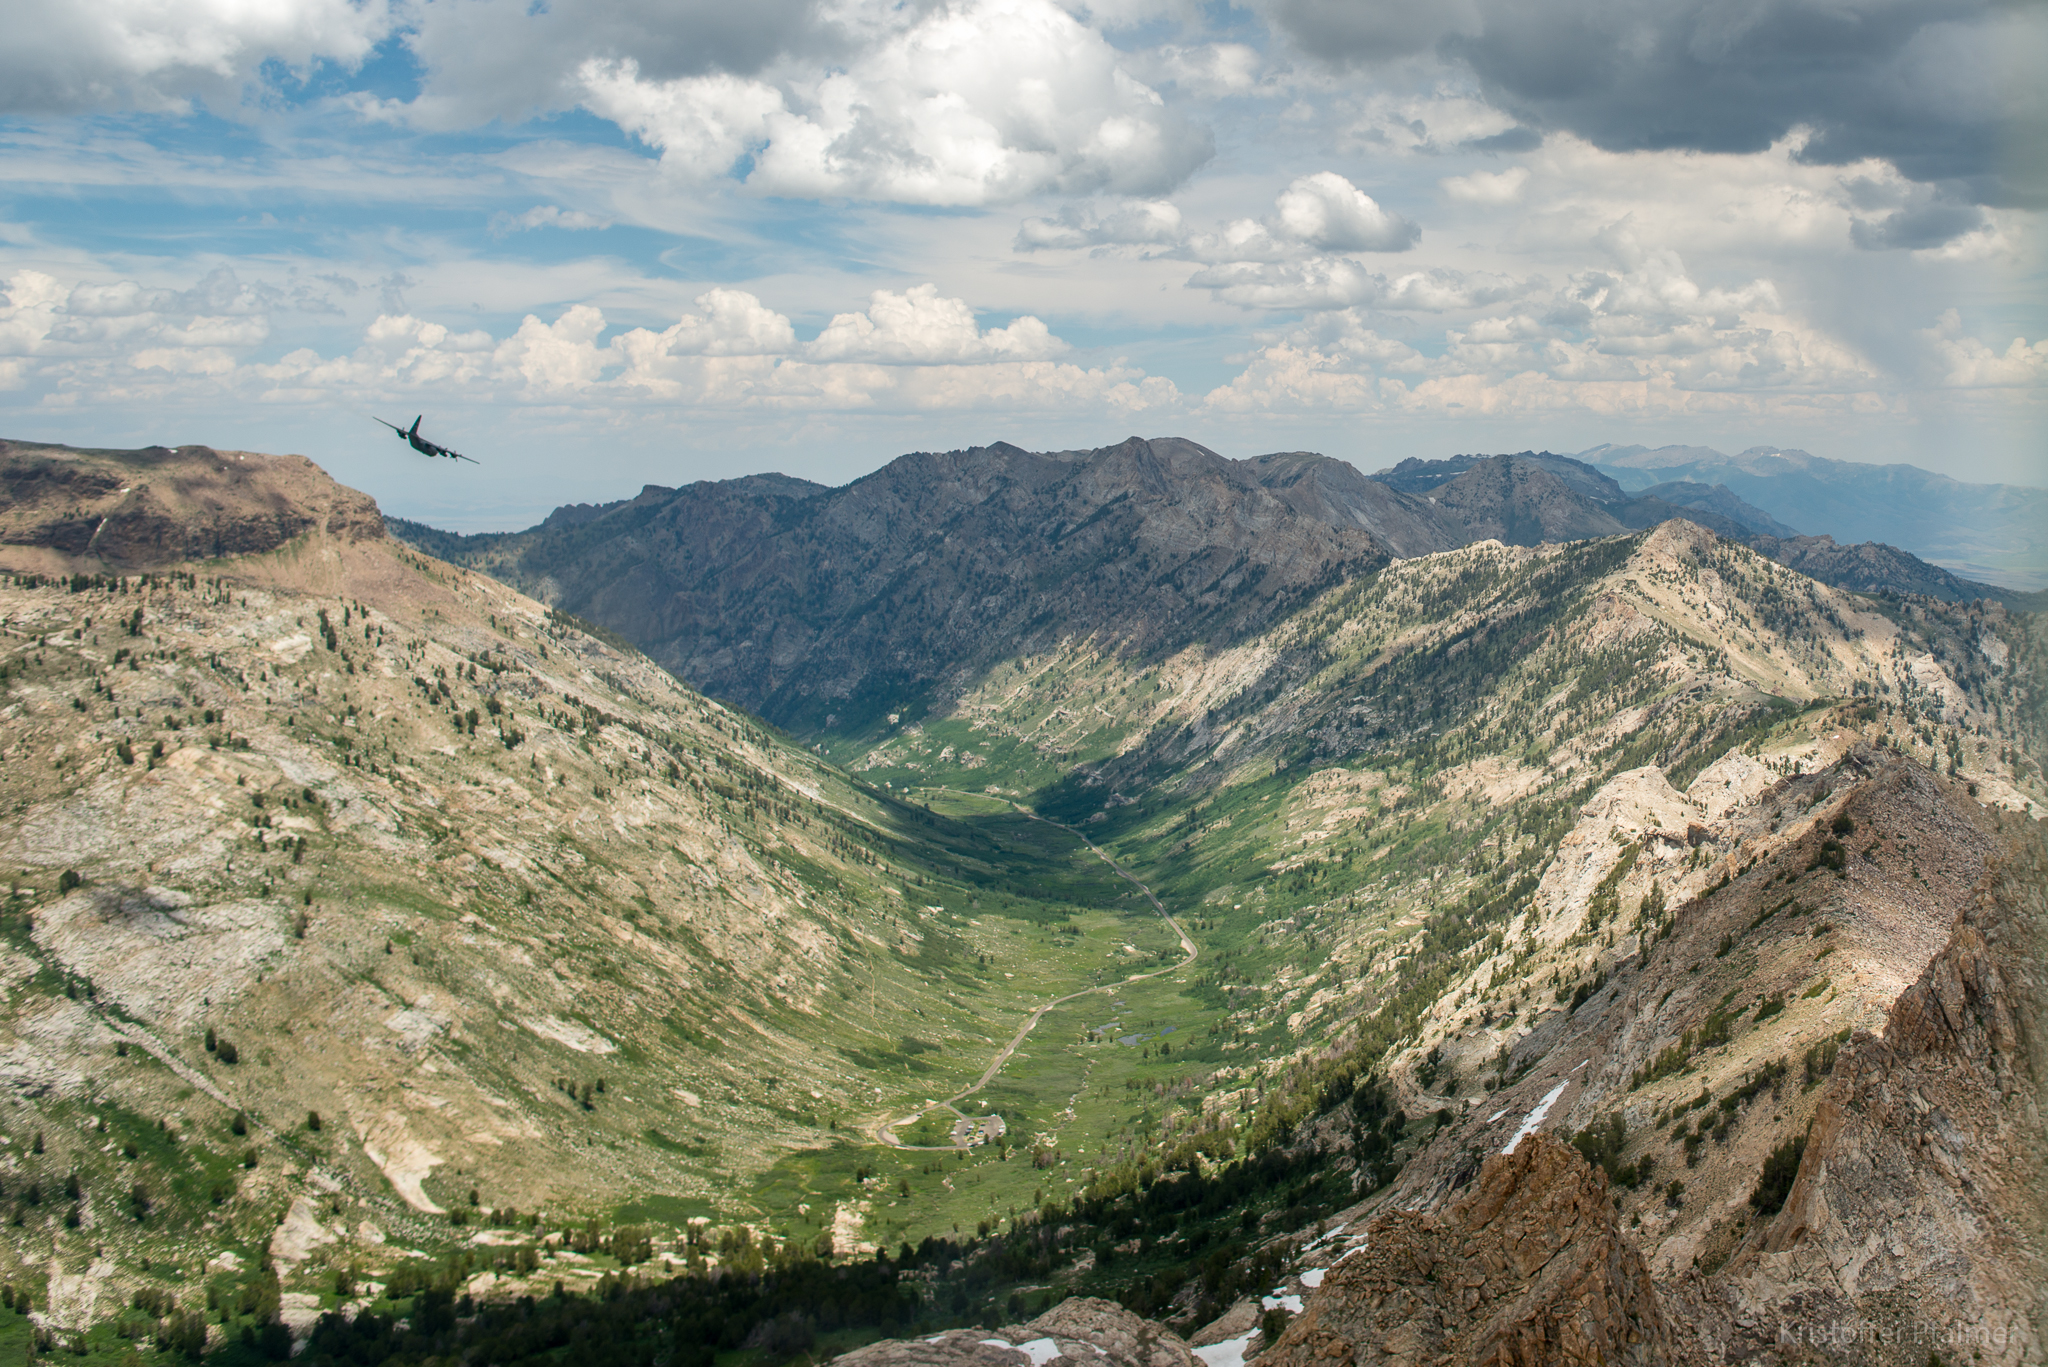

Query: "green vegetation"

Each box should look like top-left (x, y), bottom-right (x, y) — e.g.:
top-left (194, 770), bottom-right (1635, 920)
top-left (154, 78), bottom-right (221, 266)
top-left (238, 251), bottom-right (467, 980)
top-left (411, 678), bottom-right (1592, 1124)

top-left (1749, 1128), bottom-right (1810, 1216)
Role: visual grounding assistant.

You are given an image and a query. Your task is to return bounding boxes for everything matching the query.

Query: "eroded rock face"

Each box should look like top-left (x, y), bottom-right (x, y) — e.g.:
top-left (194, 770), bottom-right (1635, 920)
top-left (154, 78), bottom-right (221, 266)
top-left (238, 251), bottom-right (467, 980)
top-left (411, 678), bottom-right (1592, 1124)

top-left (0, 441), bottom-right (384, 571)
top-left (831, 1297), bottom-right (1196, 1367)
top-left (1258, 1134), bottom-right (1694, 1367)
top-left (1726, 835), bottom-right (2048, 1364)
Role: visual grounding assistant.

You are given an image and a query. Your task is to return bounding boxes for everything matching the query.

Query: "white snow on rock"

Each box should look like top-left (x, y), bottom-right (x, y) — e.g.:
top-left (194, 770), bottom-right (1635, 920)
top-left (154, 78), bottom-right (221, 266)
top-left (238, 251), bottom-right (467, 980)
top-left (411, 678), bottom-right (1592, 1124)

top-left (1193, 1333), bottom-right (1258, 1367)
top-left (1503, 1080), bottom-right (1570, 1154)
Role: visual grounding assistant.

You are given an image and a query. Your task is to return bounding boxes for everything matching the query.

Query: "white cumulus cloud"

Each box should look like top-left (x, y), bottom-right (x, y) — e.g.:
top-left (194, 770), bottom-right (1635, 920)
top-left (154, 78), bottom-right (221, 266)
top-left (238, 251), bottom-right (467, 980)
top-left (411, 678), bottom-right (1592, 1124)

top-left (578, 0), bottom-right (1212, 205)
top-left (805, 285), bottom-right (1068, 364)
top-left (1270, 172), bottom-right (1419, 251)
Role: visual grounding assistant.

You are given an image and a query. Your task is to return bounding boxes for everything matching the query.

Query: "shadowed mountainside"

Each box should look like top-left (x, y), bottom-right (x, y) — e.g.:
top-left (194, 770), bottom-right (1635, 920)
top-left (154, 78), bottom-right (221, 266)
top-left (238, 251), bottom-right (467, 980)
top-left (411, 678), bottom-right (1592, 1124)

top-left (391, 437), bottom-right (1441, 732)
top-left (394, 442), bottom-right (2030, 741)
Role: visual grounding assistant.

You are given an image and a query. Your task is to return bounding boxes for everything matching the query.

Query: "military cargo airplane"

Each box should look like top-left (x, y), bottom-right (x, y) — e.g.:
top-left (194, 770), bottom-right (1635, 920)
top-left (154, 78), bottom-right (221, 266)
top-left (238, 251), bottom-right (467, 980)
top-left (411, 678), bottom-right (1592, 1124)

top-left (373, 416), bottom-right (477, 463)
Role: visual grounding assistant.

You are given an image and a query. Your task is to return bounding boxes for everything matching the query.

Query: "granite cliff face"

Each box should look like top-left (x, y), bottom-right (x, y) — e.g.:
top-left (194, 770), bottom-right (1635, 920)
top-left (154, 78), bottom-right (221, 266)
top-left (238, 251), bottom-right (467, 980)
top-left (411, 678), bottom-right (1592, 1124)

top-left (0, 440), bottom-right (385, 571)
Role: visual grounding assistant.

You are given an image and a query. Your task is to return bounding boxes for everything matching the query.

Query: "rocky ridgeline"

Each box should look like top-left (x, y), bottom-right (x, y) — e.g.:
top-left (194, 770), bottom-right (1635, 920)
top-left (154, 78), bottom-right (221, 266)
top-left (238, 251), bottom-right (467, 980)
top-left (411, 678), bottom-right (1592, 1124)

top-left (395, 439), bottom-right (2029, 738)
top-left (0, 440), bottom-right (384, 571)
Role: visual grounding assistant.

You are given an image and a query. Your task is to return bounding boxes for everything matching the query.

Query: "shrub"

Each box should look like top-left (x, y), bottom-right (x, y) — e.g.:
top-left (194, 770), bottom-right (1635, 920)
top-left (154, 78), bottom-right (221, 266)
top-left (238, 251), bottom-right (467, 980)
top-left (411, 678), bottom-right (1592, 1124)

top-left (1749, 1130), bottom-right (1809, 1216)
top-left (58, 870), bottom-right (81, 894)
top-left (217, 1041), bottom-right (239, 1065)
top-left (158, 1310), bottom-right (208, 1358)
top-left (306, 1111), bottom-right (322, 1132)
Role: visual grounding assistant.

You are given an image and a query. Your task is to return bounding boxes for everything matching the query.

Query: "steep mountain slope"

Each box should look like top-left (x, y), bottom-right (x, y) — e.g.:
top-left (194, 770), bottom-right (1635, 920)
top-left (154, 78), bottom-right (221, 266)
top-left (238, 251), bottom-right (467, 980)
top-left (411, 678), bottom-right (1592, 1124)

top-left (0, 441), bottom-right (1215, 1337)
top-left (393, 438), bottom-right (1434, 734)
top-left (1383, 455), bottom-right (1633, 546)
top-left (399, 443), bottom-right (2027, 762)
top-left (1584, 443), bottom-right (2048, 591)
top-left (1631, 480), bottom-right (1799, 539)
top-left (5, 437), bottom-right (2043, 1364)
top-left (1738, 837), bottom-right (2047, 1359)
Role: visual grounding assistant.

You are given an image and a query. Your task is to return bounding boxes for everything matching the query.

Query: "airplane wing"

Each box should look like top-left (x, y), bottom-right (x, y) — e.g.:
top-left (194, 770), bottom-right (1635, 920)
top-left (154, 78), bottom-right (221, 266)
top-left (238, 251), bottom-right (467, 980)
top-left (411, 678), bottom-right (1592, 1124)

top-left (371, 416), bottom-right (408, 436)
top-left (424, 439), bottom-right (479, 464)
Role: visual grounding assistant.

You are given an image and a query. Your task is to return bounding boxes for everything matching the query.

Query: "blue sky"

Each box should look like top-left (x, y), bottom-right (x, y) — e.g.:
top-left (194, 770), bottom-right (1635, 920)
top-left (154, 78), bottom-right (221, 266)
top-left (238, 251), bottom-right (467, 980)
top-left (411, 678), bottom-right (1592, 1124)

top-left (3, 0), bottom-right (2043, 530)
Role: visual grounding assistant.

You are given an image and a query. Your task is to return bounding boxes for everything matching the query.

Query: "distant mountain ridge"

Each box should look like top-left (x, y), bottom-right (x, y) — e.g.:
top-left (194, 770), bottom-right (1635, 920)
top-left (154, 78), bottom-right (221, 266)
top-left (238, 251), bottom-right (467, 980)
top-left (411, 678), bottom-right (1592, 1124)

top-left (394, 438), bottom-right (2038, 734)
top-left (1371, 449), bottom-right (2033, 606)
top-left (393, 437), bottom-right (1427, 732)
top-left (1581, 442), bottom-right (2048, 590)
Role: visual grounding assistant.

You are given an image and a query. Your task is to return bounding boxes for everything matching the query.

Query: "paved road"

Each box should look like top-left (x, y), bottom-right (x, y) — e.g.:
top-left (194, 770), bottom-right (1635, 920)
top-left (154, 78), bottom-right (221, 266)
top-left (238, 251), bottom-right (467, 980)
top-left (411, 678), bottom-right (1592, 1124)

top-left (865, 793), bottom-right (1198, 1149)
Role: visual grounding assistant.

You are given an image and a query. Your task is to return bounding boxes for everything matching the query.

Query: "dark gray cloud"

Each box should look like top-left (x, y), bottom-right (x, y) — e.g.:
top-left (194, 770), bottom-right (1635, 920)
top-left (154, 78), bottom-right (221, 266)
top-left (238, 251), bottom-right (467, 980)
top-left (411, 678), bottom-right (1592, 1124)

top-left (1264, 0), bottom-right (2046, 212)
top-left (404, 0), bottom-right (829, 125)
top-left (1849, 192), bottom-right (1988, 250)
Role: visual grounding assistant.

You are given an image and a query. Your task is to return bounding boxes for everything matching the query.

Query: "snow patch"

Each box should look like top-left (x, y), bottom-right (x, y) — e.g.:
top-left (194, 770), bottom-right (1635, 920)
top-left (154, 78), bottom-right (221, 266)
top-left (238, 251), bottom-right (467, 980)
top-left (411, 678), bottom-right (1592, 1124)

top-left (1503, 1080), bottom-right (1569, 1153)
top-left (1194, 1334), bottom-right (1258, 1367)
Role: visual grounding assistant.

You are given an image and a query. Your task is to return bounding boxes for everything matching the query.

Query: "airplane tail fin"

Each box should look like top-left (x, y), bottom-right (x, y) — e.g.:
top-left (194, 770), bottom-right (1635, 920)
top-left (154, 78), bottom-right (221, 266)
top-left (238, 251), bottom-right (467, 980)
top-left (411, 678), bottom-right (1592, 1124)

top-left (408, 416), bottom-right (422, 437)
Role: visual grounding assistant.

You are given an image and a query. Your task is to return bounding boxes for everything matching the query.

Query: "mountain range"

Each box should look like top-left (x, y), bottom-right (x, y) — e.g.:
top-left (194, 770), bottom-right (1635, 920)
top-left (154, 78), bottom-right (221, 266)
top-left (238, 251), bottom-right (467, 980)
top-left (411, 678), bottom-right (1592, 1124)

top-left (0, 435), bottom-right (2042, 1367)
top-left (392, 438), bottom-right (2035, 741)
top-left (1580, 442), bottom-right (2048, 592)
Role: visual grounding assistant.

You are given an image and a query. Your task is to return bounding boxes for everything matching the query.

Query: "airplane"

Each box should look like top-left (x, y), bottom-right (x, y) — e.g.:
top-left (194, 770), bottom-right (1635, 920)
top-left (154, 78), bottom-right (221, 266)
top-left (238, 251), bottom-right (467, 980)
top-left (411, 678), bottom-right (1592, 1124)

top-left (373, 415), bottom-right (477, 463)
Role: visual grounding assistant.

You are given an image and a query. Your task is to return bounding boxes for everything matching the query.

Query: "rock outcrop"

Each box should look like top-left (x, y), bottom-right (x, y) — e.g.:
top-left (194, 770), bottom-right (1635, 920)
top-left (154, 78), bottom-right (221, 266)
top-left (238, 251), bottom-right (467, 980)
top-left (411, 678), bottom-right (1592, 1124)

top-left (1725, 833), bottom-right (2048, 1363)
top-left (1259, 1134), bottom-right (1696, 1367)
top-left (832, 1297), bottom-right (1197, 1367)
top-left (0, 440), bottom-right (384, 572)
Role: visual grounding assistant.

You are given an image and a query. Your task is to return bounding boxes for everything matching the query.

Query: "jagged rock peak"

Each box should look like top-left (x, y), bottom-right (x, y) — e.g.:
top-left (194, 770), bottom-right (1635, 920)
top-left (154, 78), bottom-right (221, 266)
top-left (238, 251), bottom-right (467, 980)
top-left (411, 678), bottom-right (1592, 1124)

top-left (1262, 1132), bottom-right (1694, 1367)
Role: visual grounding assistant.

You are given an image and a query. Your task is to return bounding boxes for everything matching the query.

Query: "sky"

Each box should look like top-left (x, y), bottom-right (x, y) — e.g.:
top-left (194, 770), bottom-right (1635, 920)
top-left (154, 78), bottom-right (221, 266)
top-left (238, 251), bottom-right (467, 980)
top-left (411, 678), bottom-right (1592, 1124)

top-left (2, 0), bottom-right (2044, 531)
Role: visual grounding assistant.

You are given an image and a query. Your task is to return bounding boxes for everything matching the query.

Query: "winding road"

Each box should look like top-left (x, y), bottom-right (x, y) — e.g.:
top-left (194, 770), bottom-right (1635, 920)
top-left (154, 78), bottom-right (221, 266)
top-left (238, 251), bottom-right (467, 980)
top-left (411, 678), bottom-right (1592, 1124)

top-left (865, 795), bottom-right (1198, 1150)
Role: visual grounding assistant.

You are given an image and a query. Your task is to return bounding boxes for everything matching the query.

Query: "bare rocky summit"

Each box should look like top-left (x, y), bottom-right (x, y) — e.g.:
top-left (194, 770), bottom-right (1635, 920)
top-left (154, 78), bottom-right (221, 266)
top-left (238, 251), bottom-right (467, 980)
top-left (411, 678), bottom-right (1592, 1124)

top-left (0, 439), bottom-right (384, 571)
